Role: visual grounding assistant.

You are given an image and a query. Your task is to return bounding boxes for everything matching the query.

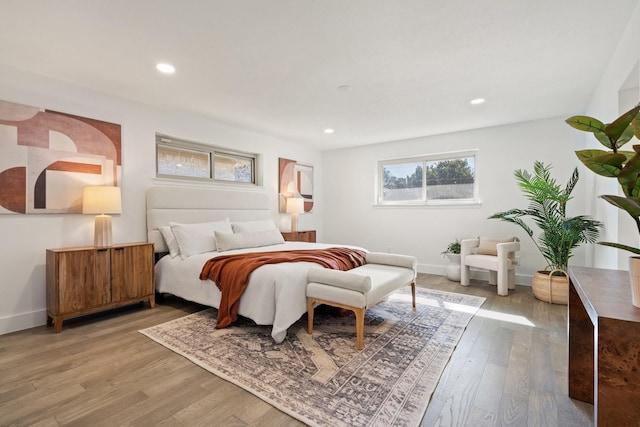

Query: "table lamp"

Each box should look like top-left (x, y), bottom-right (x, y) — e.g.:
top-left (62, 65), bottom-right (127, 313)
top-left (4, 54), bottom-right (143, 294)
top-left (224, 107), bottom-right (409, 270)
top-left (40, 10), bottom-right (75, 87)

top-left (83, 186), bottom-right (122, 247)
top-left (286, 197), bottom-right (304, 232)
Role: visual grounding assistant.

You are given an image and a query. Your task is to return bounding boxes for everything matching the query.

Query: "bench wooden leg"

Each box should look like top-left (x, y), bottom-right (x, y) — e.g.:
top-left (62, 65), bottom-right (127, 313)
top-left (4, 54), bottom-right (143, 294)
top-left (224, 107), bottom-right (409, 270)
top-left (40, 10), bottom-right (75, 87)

top-left (411, 280), bottom-right (416, 309)
top-left (354, 307), bottom-right (366, 350)
top-left (307, 298), bottom-right (315, 335)
top-left (307, 297), bottom-right (367, 350)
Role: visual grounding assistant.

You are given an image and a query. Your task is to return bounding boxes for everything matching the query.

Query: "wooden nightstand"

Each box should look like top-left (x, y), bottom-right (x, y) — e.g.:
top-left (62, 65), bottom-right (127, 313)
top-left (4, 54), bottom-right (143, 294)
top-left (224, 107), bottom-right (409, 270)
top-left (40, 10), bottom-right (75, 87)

top-left (46, 242), bottom-right (155, 332)
top-left (281, 230), bottom-right (316, 243)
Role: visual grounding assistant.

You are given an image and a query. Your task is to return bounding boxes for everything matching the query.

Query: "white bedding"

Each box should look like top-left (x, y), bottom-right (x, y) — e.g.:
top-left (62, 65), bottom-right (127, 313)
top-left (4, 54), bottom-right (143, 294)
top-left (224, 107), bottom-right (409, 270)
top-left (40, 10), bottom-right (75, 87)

top-left (155, 241), bottom-right (364, 343)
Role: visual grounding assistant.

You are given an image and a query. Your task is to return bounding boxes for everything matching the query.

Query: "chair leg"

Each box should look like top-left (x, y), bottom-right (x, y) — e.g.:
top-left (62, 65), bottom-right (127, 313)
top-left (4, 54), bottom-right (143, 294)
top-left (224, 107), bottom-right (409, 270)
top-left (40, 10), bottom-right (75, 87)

top-left (508, 269), bottom-right (516, 289)
top-left (307, 298), bottom-right (315, 335)
top-left (411, 281), bottom-right (416, 309)
top-left (461, 265), bottom-right (470, 286)
top-left (489, 270), bottom-right (497, 286)
top-left (354, 307), bottom-right (366, 350)
top-left (497, 269), bottom-right (508, 296)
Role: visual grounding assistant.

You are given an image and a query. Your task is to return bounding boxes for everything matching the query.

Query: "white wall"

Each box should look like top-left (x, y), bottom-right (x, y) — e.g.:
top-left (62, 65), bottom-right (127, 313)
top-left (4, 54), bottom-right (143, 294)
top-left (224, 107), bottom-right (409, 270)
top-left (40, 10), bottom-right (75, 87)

top-left (0, 64), bottom-right (323, 334)
top-left (322, 117), bottom-right (591, 283)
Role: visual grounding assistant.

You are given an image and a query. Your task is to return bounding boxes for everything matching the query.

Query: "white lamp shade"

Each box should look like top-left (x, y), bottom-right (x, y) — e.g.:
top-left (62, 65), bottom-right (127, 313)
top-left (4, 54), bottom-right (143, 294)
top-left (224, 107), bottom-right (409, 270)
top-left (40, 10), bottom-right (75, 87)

top-left (286, 197), bottom-right (304, 214)
top-left (83, 186), bottom-right (122, 215)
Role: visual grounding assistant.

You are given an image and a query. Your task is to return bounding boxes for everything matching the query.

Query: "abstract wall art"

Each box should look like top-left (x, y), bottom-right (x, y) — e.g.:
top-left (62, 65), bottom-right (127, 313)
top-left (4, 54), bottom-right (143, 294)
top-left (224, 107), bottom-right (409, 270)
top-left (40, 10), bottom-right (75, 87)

top-left (278, 157), bottom-right (314, 213)
top-left (0, 100), bottom-right (121, 214)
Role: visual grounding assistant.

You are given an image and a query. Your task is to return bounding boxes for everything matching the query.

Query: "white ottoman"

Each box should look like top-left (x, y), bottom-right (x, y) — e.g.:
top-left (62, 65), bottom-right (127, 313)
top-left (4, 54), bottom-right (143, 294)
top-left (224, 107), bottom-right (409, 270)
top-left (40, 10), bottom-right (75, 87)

top-left (306, 252), bottom-right (417, 350)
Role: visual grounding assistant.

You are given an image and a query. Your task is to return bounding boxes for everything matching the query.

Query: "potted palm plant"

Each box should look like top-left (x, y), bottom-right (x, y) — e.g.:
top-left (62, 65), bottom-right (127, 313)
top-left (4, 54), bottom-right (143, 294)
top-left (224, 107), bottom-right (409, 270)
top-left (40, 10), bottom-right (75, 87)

top-left (565, 103), bottom-right (640, 306)
top-left (442, 239), bottom-right (461, 281)
top-left (489, 161), bottom-right (602, 304)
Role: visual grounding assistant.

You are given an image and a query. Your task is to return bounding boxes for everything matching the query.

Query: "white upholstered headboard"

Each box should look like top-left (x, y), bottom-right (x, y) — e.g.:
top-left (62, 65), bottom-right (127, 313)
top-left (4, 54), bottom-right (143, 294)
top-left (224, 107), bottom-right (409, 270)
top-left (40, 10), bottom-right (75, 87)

top-left (146, 186), bottom-right (271, 253)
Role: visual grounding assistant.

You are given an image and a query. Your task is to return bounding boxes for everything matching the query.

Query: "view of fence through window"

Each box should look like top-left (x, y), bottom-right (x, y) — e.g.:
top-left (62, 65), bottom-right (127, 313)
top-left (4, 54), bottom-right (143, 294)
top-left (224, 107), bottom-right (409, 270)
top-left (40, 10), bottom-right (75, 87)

top-left (156, 134), bottom-right (257, 185)
top-left (213, 153), bottom-right (254, 183)
top-left (381, 156), bottom-right (476, 203)
top-left (157, 145), bottom-right (211, 178)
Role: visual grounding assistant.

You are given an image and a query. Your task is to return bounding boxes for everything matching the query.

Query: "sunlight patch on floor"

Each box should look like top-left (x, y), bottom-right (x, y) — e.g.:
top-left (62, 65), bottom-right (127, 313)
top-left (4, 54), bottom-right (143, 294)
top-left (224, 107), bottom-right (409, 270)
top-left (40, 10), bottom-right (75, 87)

top-left (475, 309), bottom-right (535, 327)
top-left (388, 293), bottom-right (535, 326)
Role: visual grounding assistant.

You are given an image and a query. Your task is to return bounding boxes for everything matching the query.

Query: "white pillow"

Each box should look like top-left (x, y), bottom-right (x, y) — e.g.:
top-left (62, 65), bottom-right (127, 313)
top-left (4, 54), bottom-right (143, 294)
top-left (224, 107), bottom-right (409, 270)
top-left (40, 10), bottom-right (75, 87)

top-left (170, 219), bottom-right (233, 259)
top-left (215, 229), bottom-right (285, 252)
top-left (159, 225), bottom-right (180, 258)
top-left (231, 219), bottom-right (276, 233)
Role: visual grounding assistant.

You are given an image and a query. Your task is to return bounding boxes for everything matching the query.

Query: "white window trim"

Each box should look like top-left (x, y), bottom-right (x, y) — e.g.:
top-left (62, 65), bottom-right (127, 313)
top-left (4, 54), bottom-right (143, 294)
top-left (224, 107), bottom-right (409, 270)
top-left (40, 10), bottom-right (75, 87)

top-left (375, 149), bottom-right (480, 207)
top-left (155, 134), bottom-right (262, 187)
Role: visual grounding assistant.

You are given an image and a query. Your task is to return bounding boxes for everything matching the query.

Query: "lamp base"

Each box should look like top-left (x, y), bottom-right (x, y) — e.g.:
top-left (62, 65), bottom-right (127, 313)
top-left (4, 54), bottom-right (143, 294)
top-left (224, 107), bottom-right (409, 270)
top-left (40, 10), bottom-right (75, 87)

top-left (290, 213), bottom-right (299, 232)
top-left (94, 214), bottom-right (113, 247)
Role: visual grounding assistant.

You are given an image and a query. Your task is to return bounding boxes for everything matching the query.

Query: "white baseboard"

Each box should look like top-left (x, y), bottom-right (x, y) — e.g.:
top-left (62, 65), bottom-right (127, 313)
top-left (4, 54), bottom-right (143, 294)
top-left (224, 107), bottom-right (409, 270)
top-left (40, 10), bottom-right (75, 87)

top-left (417, 263), bottom-right (532, 287)
top-left (0, 309), bottom-right (47, 335)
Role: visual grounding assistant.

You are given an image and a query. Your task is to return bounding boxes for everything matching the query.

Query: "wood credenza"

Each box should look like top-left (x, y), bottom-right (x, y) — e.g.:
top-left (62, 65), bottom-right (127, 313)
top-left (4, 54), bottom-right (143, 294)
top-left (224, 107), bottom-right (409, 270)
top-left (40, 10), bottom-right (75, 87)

top-left (46, 242), bottom-right (155, 332)
top-left (568, 266), bottom-right (640, 426)
top-left (281, 230), bottom-right (316, 243)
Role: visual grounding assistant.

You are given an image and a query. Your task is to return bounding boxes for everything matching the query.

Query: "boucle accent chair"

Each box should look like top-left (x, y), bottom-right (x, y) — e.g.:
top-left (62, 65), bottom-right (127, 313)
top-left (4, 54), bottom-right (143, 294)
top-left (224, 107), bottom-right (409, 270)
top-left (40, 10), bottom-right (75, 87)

top-left (460, 237), bottom-right (520, 296)
top-left (306, 252), bottom-right (417, 350)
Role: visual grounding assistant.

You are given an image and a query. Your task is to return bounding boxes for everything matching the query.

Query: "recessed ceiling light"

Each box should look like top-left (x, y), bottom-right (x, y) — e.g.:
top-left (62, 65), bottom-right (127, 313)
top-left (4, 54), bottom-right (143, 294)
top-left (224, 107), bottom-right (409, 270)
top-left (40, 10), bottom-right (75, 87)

top-left (470, 98), bottom-right (485, 105)
top-left (324, 128), bottom-right (335, 134)
top-left (156, 63), bottom-right (176, 74)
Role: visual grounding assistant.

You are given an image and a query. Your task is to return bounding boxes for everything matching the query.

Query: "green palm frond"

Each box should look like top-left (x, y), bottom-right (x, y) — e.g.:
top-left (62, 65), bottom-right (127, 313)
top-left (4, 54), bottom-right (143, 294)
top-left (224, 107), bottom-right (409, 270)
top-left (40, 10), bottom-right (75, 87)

top-left (564, 167), bottom-right (579, 198)
top-left (489, 212), bottom-right (534, 237)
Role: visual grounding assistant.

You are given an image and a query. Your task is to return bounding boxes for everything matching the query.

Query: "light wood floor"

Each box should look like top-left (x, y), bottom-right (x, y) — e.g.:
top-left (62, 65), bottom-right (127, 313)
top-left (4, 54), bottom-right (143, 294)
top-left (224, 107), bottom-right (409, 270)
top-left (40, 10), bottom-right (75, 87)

top-left (0, 274), bottom-right (593, 426)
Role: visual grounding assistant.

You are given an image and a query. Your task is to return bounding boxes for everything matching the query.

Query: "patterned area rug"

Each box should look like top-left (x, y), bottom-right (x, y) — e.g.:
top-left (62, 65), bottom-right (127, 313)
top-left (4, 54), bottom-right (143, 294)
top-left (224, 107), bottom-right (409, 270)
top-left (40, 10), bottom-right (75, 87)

top-left (140, 287), bottom-right (485, 427)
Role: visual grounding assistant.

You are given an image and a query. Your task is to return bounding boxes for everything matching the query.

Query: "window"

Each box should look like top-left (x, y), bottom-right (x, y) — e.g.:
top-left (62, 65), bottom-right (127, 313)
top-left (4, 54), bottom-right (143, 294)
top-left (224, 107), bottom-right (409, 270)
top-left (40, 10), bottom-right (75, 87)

top-left (156, 134), bottom-right (259, 185)
top-left (377, 150), bottom-right (478, 205)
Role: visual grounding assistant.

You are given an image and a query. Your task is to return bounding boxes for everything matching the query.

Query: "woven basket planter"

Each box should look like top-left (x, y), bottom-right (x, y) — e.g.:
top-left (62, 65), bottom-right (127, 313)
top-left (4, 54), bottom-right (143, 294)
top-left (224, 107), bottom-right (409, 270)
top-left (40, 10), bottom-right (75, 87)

top-left (532, 269), bottom-right (568, 305)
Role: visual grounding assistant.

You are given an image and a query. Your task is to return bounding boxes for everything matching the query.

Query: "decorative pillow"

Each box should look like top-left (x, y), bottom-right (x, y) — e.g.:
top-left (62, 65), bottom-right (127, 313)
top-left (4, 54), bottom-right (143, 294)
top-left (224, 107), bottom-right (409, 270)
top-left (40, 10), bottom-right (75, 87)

top-left (366, 252), bottom-right (416, 270)
top-left (214, 229), bottom-right (285, 252)
top-left (159, 225), bottom-right (180, 258)
top-left (307, 267), bottom-right (372, 293)
top-left (231, 219), bottom-right (276, 233)
top-left (170, 219), bottom-right (233, 259)
top-left (477, 236), bottom-right (518, 256)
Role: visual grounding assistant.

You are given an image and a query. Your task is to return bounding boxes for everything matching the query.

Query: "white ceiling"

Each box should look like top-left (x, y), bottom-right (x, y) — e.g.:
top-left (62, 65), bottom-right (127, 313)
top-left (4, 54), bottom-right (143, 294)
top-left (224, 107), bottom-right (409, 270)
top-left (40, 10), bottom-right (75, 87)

top-left (1, 0), bottom-right (638, 151)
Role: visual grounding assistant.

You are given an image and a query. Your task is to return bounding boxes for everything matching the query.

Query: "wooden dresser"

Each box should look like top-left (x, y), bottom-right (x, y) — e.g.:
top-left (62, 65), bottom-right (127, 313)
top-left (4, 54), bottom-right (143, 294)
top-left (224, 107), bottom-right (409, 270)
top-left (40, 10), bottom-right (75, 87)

top-left (281, 230), bottom-right (316, 243)
top-left (46, 242), bottom-right (155, 332)
top-left (568, 266), bottom-right (640, 426)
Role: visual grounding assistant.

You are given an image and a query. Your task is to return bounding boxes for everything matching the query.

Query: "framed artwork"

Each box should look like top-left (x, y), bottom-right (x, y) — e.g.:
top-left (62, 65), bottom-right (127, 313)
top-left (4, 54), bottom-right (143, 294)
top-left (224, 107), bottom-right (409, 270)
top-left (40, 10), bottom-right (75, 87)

top-left (0, 100), bottom-right (121, 214)
top-left (278, 157), bottom-right (314, 213)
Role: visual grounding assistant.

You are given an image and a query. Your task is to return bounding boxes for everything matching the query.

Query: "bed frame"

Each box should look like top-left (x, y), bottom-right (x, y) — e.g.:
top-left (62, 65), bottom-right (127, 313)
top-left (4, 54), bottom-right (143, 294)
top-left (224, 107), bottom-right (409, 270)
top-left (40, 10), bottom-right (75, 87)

top-left (146, 185), bottom-right (272, 253)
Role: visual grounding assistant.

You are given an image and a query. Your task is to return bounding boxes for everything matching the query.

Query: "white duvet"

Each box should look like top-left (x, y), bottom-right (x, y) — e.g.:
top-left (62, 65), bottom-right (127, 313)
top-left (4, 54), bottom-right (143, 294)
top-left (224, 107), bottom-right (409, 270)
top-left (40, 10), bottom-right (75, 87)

top-left (155, 241), bottom-right (364, 343)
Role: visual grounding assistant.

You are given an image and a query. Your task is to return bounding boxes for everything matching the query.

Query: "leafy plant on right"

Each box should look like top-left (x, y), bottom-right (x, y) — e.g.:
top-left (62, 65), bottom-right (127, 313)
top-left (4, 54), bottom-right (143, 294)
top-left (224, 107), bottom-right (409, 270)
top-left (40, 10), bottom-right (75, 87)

top-left (566, 104), bottom-right (640, 254)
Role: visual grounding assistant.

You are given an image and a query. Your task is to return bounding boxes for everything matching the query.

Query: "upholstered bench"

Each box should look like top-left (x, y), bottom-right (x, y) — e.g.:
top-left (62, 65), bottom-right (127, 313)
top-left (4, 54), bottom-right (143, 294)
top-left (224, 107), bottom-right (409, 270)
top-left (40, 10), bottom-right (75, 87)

top-left (306, 252), bottom-right (418, 350)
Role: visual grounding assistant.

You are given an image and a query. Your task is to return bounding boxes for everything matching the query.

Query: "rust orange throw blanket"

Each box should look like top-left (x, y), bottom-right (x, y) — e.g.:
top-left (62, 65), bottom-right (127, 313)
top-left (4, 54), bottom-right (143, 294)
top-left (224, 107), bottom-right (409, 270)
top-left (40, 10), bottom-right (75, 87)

top-left (199, 247), bottom-right (367, 329)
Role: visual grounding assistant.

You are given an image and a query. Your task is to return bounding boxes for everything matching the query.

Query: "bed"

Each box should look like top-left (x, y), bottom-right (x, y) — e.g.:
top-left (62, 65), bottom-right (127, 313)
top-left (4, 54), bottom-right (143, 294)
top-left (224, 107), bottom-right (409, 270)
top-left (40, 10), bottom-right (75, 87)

top-left (146, 185), bottom-right (365, 343)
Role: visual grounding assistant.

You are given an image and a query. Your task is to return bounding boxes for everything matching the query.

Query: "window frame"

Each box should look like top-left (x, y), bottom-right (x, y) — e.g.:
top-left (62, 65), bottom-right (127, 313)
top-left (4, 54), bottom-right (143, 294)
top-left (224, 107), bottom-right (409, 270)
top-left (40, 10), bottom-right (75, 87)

top-left (376, 149), bottom-right (480, 206)
top-left (155, 134), bottom-right (261, 187)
